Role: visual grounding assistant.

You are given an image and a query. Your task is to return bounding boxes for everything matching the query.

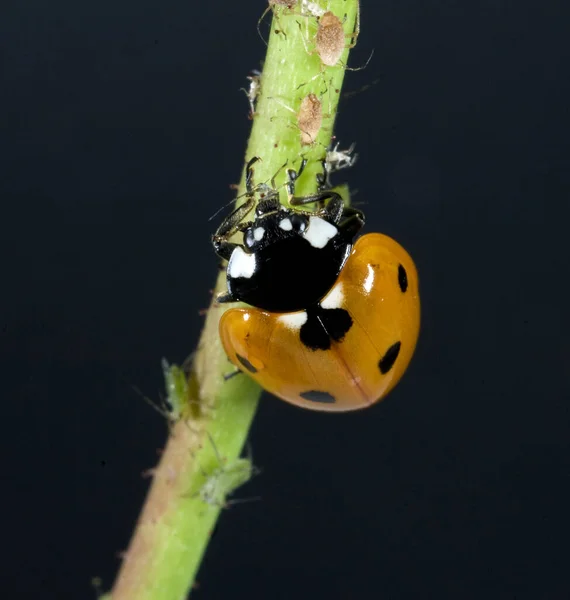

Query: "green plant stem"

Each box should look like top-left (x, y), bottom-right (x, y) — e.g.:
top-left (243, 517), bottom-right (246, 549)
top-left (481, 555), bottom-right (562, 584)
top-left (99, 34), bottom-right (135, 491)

top-left (108, 2), bottom-right (359, 598)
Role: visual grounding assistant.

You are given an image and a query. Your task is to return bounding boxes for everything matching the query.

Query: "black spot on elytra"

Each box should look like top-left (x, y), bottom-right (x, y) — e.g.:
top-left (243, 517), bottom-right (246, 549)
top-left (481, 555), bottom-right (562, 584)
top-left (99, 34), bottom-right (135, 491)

top-left (398, 264), bottom-right (408, 293)
top-left (236, 353), bottom-right (257, 373)
top-left (299, 390), bottom-right (336, 404)
top-left (379, 341), bottom-right (401, 374)
top-left (300, 315), bottom-right (331, 350)
top-left (300, 306), bottom-right (353, 350)
top-left (319, 308), bottom-right (352, 342)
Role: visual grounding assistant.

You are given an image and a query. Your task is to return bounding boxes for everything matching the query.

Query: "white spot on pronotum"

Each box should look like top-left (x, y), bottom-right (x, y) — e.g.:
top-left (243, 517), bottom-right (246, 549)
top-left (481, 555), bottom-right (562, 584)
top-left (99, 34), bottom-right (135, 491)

top-left (363, 265), bottom-right (375, 294)
top-left (321, 282), bottom-right (344, 309)
top-left (279, 218), bottom-right (293, 231)
top-left (278, 312), bottom-right (308, 329)
top-left (228, 247), bottom-right (257, 279)
top-left (253, 227), bottom-right (265, 241)
top-left (303, 217), bottom-right (337, 249)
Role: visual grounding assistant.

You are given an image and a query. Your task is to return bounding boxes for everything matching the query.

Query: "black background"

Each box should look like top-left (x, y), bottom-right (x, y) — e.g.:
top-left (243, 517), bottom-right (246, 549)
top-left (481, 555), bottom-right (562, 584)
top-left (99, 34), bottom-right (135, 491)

top-left (3, 0), bottom-right (570, 598)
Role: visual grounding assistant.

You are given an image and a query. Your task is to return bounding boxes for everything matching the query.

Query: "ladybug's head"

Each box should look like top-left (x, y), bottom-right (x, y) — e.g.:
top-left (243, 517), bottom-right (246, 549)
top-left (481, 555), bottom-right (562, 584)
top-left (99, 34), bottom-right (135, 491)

top-left (241, 198), bottom-right (338, 255)
top-left (227, 202), bottom-right (351, 313)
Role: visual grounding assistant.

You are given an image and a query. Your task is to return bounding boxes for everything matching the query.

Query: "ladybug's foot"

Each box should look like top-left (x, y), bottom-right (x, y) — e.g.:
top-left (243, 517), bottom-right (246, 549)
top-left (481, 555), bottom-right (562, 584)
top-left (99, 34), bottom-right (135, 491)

top-left (215, 291), bottom-right (236, 304)
top-left (245, 156), bottom-right (263, 196)
top-left (223, 369), bottom-right (242, 382)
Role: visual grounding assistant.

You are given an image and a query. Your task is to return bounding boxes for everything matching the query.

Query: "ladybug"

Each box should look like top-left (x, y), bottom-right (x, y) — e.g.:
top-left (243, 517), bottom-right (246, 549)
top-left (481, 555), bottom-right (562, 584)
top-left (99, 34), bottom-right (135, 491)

top-left (212, 157), bottom-right (420, 412)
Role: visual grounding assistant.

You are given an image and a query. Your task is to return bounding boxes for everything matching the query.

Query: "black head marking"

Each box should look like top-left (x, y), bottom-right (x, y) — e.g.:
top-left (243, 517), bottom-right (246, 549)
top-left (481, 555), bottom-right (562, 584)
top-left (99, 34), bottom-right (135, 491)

top-left (300, 306), bottom-right (353, 351)
top-left (379, 341), bottom-right (401, 374)
top-left (299, 390), bottom-right (336, 404)
top-left (398, 264), bottom-right (408, 293)
top-left (236, 353), bottom-right (257, 373)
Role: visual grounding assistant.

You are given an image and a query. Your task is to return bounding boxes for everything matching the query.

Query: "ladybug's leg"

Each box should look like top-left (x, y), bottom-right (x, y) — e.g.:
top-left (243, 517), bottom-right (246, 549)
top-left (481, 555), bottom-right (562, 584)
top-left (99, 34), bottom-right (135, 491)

top-left (245, 156), bottom-right (261, 196)
top-left (290, 190), bottom-right (345, 222)
top-left (338, 206), bottom-right (365, 238)
top-left (212, 155), bottom-right (262, 259)
top-left (340, 205), bottom-right (365, 221)
top-left (319, 198), bottom-right (365, 237)
top-left (287, 158), bottom-right (343, 213)
top-left (317, 157), bottom-right (330, 191)
top-left (223, 368), bottom-right (242, 381)
top-left (285, 158), bottom-right (308, 198)
top-left (287, 158), bottom-right (343, 212)
top-left (216, 290), bottom-right (238, 304)
top-left (213, 155), bottom-right (266, 261)
top-left (212, 197), bottom-right (255, 260)
top-left (247, 156), bottom-right (287, 216)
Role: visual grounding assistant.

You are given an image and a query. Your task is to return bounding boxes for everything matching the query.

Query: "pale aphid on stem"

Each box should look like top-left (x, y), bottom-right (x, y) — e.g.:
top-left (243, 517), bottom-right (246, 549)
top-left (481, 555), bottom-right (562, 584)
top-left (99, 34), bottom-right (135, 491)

top-left (320, 142), bottom-right (358, 188)
top-left (194, 433), bottom-right (259, 509)
top-left (315, 10), bottom-right (354, 67)
top-left (129, 359), bottom-right (195, 429)
top-left (296, 1), bottom-right (373, 89)
top-left (161, 358), bottom-right (191, 421)
top-left (325, 142), bottom-right (358, 173)
top-left (240, 69), bottom-right (262, 119)
top-left (268, 92), bottom-right (327, 147)
top-left (299, 0), bottom-right (359, 63)
top-left (297, 93), bottom-right (323, 145)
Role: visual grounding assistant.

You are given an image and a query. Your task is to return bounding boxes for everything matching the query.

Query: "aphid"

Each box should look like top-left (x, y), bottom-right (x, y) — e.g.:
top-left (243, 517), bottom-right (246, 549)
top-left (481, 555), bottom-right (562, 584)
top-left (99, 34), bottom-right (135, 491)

top-left (296, 2), bottom-right (372, 90)
top-left (299, 1), bottom-right (360, 65)
top-left (315, 10), bottom-right (351, 67)
top-left (212, 156), bottom-right (420, 412)
top-left (161, 358), bottom-right (190, 421)
top-left (195, 434), bottom-right (258, 508)
top-left (297, 93), bottom-right (323, 145)
top-left (325, 142), bottom-right (357, 173)
top-left (241, 69), bottom-right (262, 119)
top-left (312, 142), bottom-right (359, 189)
top-left (129, 359), bottom-right (192, 427)
top-left (268, 92), bottom-right (326, 146)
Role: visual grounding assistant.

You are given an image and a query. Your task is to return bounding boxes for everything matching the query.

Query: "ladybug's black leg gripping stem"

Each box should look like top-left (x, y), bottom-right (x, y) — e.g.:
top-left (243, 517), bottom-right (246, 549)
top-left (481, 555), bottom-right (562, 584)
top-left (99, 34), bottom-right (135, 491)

top-left (223, 368), bottom-right (242, 381)
top-left (317, 157), bottom-right (330, 190)
top-left (290, 191), bottom-right (345, 221)
top-left (286, 158), bottom-right (308, 197)
top-left (245, 156), bottom-right (262, 196)
top-left (216, 290), bottom-right (237, 304)
top-left (213, 197), bottom-right (255, 239)
top-left (212, 197), bottom-right (256, 260)
top-left (322, 194), bottom-right (344, 223)
top-left (340, 205), bottom-right (365, 223)
top-left (338, 206), bottom-right (365, 239)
